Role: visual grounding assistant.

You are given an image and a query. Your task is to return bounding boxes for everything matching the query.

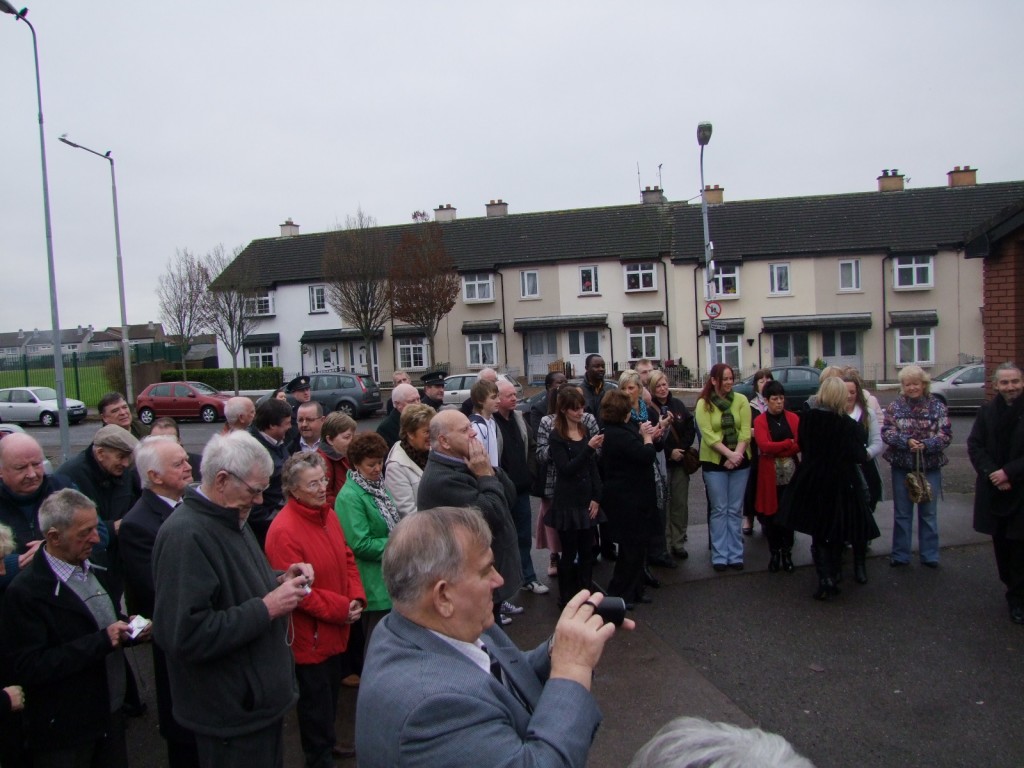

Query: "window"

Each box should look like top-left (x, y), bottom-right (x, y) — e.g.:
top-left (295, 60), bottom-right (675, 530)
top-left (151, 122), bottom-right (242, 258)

top-left (712, 334), bottom-right (741, 369)
top-left (579, 266), bottom-right (600, 295)
top-left (624, 263), bottom-right (656, 292)
top-left (772, 332), bottom-right (810, 366)
top-left (568, 329), bottom-right (600, 356)
top-left (398, 338), bottom-right (427, 369)
top-left (839, 259), bottom-right (861, 291)
top-left (309, 285), bottom-right (326, 313)
top-left (707, 265), bottom-right (739, 298)
top-left (245, 291), bottom-right (275, 316)
top-left (247, 345), bottom-right (276, 368)
top-left (463, 273), bottom-right (493, 302)
top-left (628, 326), bottom-right (659, 360)
top-left (150, 384), bottom-right (171, 397)
top-left (896, 327), bottom-right (933, 365)
top-left (894, 255), bottom-right (933, 289)
top-left (768, 263), bottom-right (790, 295)
top-left (520, 270), bottom-right (539, 299)
top-left (466, 334), bottom-right (496, 366)
top-left (822, 330), bottom-right (858, 358)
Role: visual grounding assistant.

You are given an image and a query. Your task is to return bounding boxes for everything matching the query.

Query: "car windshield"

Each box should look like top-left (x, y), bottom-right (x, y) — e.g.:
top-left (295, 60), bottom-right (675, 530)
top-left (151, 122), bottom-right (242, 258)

top-left (30, 387), bottom-right (57, 400)
top-left (932, 365), bottom-right (968, 382)
top-left (188, 382), bottom-right (219, 395)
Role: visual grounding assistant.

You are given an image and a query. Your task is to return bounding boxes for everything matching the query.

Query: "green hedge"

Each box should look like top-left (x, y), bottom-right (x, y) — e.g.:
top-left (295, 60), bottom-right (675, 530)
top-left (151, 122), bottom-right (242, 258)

top-left (161, 367), bottom-right (284, 390)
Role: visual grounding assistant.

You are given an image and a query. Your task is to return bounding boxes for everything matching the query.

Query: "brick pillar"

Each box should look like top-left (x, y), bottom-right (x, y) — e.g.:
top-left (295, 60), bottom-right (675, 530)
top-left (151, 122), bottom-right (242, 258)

top-left (982, 235), bottom-right (1024, 395)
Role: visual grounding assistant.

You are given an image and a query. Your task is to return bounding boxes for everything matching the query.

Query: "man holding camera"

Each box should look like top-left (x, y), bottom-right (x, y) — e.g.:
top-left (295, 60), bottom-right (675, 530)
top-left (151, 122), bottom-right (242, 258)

top-left (356, 506), bottom-right (632, 768)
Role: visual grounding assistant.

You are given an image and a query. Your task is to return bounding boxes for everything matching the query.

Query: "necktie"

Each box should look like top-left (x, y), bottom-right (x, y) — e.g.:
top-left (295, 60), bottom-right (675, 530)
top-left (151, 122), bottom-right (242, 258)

top-left (482, 645), bottom-right (531, 714)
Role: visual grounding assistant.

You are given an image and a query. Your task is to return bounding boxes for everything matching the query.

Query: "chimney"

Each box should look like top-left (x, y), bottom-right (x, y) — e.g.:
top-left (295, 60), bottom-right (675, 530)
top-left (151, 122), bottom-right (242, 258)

top-left (279, 218), bottom-right (300, 237)
top-left (485, 199), bottom-right (509, 218)
top-left (434, 203), bottom-right (457, 223)
top-left (947, 165), bottom-right (977, 187)
top-left (703, 184), bottom-right (724, 205)
top-left (641, 186), bottom-right (666, 205)
top-left (147, 320), bottom-right (155, 331)
top-left (877, 169), bottom-right (905, 192)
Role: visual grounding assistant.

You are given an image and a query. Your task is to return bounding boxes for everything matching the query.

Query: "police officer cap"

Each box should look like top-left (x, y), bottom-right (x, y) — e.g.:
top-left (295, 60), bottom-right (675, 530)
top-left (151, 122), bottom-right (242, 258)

top-left (420, 370), bottom-right (445, 386)
top-left (286, 375), bottom-right (311, 393)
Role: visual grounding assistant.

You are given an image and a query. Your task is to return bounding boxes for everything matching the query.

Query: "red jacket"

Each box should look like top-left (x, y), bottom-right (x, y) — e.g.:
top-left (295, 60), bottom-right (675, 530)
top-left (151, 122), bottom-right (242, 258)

top-left (318, 448), bottom-right (351, 510)
top-left (265, 497), bottom-right (366, 665)
top-left (752, 410), bottom-right (801, 516)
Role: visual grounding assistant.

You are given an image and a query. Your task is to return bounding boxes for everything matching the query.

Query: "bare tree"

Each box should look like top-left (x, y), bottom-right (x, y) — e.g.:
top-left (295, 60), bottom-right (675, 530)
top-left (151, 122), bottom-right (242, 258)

top-left (390, 212), bottom-right (459, 363)
top-left (158, 248), bottom-right (209, 379)
top-left (323, 208), bottom-right (392, 374)
top-left (202, 244), bottom-right (259, 394)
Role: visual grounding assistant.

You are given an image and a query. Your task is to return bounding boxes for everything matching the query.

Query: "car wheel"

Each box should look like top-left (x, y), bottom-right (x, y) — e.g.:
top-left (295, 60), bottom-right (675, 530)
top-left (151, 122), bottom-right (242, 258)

top-left (39, 412), bottom-right (56, 427)
top-left (336, 401), bottom-right (356, 418)
top-left (138, 407), bottom-right (155, 425)
top-left (200, 405), bottom-right (218, 423)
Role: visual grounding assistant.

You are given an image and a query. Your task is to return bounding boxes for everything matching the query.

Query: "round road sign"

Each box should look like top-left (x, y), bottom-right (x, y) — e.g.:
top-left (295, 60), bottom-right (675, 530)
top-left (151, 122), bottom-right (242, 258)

top-left (705, 301), bottom-right (723, 319)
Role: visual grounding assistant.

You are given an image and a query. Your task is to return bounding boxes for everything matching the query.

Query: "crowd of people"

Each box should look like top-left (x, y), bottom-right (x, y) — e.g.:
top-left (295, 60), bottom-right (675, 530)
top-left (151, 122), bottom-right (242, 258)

top-left (0, 357), bottom-right (1019, 768)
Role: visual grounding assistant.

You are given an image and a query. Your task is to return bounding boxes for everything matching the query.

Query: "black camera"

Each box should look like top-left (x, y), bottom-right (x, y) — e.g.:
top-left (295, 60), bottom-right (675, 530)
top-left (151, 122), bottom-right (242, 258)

top-left (592, 597), bottom-right (627, 627)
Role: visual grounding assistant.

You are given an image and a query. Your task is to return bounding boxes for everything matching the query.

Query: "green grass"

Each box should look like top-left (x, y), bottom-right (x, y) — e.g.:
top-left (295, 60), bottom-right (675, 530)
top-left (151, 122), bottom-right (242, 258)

top-left (0, 365), bottom-right (112, 410)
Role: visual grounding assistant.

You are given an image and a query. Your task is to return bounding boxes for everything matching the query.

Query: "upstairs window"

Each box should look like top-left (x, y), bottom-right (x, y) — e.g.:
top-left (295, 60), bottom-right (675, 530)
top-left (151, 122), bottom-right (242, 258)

top-left (520, 270), bottom-right (539, 299)
top-left (245, 291), bottom-right (275, 316)
top-left (706, 265), bottom-right (740, 298)
top-left (839, 259), bottom-right (861, 291)
top-left (579, 266), bottom-right (600, 296)
top-left (624, 263), bottom-right (656, 292)
top-left (309, 285), bottom-right (327, 313)
top-left (769, 263), bottom-right (790, 295)
top-left (463, 273), bottom-right (494, 302)
top-left (894, 255), bottom-right (933, 290)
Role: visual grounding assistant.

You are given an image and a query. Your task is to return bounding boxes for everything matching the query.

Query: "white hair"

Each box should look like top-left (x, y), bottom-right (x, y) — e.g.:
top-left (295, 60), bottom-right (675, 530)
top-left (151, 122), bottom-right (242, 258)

top-left (496, 379), bottom-right (516, 394)
top-left (200, 431), bottom-right (273, 490)
top-left (392, 382), bottom-right (419, 406)
top-left (224, 396), bottom-right (254, 425)
top-left (135, 435), bottom-right (181, 489)
top-left (629, 717), bottom-right (815, 768)
top-left (478, 367), bottom-right (498, 382)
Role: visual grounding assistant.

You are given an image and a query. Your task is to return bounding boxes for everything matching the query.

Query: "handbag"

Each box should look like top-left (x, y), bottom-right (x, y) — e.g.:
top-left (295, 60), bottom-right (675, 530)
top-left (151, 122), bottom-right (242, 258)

top-left (681, 447), bottom-right (701, 475)
top-left (905, 451), bottom-right (933, 504)
top-left (774, 456), bottom-right (797, 486)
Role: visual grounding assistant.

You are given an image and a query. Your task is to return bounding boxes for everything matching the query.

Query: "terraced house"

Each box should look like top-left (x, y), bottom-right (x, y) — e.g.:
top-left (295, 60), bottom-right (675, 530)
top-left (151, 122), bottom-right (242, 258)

top-left (214, 166), bottom-right (1024, 385)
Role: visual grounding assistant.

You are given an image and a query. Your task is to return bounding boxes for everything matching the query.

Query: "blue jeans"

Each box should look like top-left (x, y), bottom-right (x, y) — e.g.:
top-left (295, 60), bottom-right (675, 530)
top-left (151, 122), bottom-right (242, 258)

top-left (890, 467), bottom-right (941, 564)
top-left (704, 467), bottom-right (750, 566)
top-left (511, 493), bottom-right (538, 584)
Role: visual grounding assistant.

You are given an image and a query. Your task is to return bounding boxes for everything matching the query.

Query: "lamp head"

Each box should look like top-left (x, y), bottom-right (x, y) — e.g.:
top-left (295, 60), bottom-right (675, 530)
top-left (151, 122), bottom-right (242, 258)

top-left (0, 2), bottom-right (27, 18)
top-left (697, 122), bottom-right (713, 147)
top-left (59, 135), bottom-right (81, 149)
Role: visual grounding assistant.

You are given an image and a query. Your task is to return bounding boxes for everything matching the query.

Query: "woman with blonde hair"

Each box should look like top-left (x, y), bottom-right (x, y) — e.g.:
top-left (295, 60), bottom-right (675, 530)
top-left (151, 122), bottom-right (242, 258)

top-left (384, 403), bottom-right (435, 518)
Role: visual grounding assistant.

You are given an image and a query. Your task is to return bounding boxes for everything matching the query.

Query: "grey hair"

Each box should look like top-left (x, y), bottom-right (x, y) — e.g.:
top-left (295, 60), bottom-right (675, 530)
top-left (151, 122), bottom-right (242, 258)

top-left (0, 522), bottom-right (15, 558)
top-left (897, 364), bottom-right (931, 395)
top-left (200, 431), bottom-right (273, 490)
top-left (135, 435), bottom-right (181, 489)
top-left (224, 397), bottom-right (254, 425)
top-left (38, 489), bottom-right (96, 534)
top-left (628, 717), bottom-right (815, 768)
top-left (392, 382), bottom-right (419, 406)
top-left (994, 362), bottom-right (1021, 381)
top-left (383, 506), bottom-right (492, 609)
top-left (281, 451), bottom-right (326, 499)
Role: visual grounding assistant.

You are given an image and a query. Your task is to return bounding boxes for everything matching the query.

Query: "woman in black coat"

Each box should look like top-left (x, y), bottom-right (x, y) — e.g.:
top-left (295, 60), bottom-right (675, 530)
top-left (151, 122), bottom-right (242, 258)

top-left (779, 377), bottom-right (878, 600)
top-left (599, 389), bottom-right (659, 607)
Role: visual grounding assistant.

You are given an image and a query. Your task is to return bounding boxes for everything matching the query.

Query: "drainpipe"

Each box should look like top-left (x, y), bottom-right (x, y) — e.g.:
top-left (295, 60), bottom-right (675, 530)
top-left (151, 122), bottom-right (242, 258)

top-left (692, 263), bottom-right (703, 373)
top-left (881, 254), bottom-right (891, 381)
top-left (757, 331), bottom-right (764, 368)
top-left (496, 272), bottom-right (509, 369)
top-left (660, 257), bottom-right (671, 364)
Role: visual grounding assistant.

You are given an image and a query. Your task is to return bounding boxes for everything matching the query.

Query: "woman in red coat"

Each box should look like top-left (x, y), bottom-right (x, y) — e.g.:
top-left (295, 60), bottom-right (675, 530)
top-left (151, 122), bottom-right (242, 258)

top-left (752, 381), bottom-right (800, 573)
top-left (265, 451), bottom-right (366, 765)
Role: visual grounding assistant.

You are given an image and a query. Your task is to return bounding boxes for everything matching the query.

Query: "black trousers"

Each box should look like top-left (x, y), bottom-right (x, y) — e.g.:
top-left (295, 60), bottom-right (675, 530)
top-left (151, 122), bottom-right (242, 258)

top-left (33, 711), bottom-right (127, 768)
top-left (194, 719), bottom-right (283, 768)
top-left (607, 540), bottom-right (646, 602)
top-left (758, 513), bottom-right (794, 553)
top-left (557, 528), bottom-right (596, 606)
top-left (153, 643), bottom-right (200, 768)
top-left (295, 655), bottom-right (346, 768)
top-left (993, 518), bottom-right (1024, 608)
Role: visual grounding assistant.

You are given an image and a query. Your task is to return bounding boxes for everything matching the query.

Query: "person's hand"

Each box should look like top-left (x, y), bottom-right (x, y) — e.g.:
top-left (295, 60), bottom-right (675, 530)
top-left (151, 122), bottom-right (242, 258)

top-left (670, 448), bottom-right (684, 462)
top-left (908, 438), bottom-right (924, 452)
top-left (347, 599), bottom-right (364, 624)
top-left (550, 590), bottom-right (634, 691)
top-left (106, 621), bottom-right (132, 648)
top-left (990, 469), bottom-right (1010, 487)
top-left (465, 439), bottom-right (494, 477)
top-left (262, 575), bottom-right (310, 619)
top-left (128, 615), bottom-right (154, 642)
top-left (113, 519), bottom-right (122, 534)
top-left (588, 500), bottom-right (600, 520)
top-left (3, 686), bottom-right (24, 712)
top-left (281, 562), bottom-right (314, 586)
top-left (18, 540), bottom-right (42, 570)
top-left (588, 434), bottom-right (604, 450)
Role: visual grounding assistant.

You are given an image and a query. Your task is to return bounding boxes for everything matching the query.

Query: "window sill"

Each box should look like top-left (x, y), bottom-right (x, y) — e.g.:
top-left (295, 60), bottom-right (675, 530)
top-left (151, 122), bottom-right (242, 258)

top-left (519, 295), bottom-right (542, 301)
top-left (308, 310), bottom-right (328, 315)
top-left (767, 292), bottom-right (792, 298)
top-left (578, 293), bottom-right (602, 298)
top-left (714, 294), bottom-right (741, 301)
top-left (463, 299), bottom-right (496, 305)
top-left (837, 288), bottom-right (863, 294)
top-left (625, 288), bottom-right (658, 294)
top-left (892, 285), bottom-right (933, 292)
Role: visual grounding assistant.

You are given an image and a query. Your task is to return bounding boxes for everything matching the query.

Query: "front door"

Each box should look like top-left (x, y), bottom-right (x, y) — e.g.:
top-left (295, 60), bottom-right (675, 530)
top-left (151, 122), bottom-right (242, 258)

top-left (525, 331), bottom-right (558, 384)
top-left (772, 332), bottom-right (810, 367)
top-left (821, 330), bottom-right (861, 371)
top-left (566, 329), bottom-right (601, 380)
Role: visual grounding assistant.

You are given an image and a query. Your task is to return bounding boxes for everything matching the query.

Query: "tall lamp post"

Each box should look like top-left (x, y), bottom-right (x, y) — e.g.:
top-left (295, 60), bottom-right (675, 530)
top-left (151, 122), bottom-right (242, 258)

top-left (1, 2), bottom-right (71, 462)
top-left (59, 136), bottom-right (134, 405)
top-left (697, 121), bottom-right (718, 369)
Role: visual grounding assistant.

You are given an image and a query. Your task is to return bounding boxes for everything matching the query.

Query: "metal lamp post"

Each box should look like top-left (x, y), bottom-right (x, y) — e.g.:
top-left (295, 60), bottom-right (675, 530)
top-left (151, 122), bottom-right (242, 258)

top-left (59, 136), bottom-right (134, 405)
top-left (1, 2), bottom-right (71, 462)
top-left (697, 121), bottom-right (718, 369)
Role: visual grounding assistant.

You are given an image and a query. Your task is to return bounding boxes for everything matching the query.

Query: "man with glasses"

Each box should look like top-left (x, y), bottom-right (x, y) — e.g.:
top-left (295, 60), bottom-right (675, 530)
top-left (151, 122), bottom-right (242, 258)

top-left (153, 431), bottom-right (313, 768)
top-left (294, 401), bottom-right (325, 454)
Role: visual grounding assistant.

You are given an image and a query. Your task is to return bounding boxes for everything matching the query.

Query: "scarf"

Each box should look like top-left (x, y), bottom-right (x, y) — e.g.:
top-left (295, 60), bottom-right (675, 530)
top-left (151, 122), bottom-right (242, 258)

top-left (629, 399), bottom-right (649, 425)
top-left (400, 439), bottom-right (430, 471)
top-left (348, 469), bottom-right (402, 531)
top-left (710, 391), bottom-right (738, 450)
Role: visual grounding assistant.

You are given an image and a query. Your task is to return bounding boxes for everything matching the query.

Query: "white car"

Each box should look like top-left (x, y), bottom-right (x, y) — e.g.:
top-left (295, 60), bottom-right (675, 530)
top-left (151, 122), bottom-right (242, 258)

top-left (0, 386), bottom-right (88, 426)
top-left (442, 373), bottom-right (524, 406)
top-left (929, 363), bottom-right (987, 410)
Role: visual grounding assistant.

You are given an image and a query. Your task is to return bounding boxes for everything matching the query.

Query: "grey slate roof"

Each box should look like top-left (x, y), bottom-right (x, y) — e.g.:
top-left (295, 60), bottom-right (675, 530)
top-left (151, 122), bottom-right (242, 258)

top-left (215, 182), bottom-right (1024, 289)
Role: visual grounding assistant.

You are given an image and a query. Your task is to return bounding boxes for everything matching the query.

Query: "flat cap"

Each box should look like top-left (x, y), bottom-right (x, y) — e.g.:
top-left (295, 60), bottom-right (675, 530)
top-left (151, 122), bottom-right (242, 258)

top-left (93, 424), bottom-right (139, 453)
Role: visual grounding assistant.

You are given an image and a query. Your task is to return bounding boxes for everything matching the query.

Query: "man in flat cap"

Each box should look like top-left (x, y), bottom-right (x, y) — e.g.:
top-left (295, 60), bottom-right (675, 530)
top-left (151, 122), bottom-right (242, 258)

top-left (284, 376), bottom-right (312, 453)
top-left (420, 371), bottom-right (446, 411)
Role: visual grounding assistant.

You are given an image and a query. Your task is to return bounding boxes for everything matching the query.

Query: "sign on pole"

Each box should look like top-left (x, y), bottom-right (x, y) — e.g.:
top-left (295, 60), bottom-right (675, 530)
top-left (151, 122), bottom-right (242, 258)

top-left (704, 301), bottom-right (723, 320)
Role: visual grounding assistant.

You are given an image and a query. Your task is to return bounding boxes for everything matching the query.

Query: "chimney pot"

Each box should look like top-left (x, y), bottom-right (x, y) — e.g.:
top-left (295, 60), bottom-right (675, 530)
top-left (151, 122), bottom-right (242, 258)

top-left (947, 165), bottom-right (978, 187)
top-left (485, 199), bottom-right (509, 218)
top-left (702, 185), bottom-right (724, 205)
top-left (434, 203), bottom-right (458, 222)
top-left (279, 218), bottom-right (300, 237)
top-left (877, 169), bottom-right (905, 192)
top-left (641, 185), bottom-right (667, 205)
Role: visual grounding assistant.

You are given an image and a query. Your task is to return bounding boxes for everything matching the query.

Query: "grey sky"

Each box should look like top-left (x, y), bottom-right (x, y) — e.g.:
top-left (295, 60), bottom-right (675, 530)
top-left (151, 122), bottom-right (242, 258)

top-left (2, 1), bottom-right (1022, 332)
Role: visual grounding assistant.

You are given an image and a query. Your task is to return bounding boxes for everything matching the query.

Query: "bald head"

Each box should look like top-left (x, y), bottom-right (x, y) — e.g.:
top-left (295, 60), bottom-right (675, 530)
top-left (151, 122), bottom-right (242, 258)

top-left (392, 383), bottom-right (421, 412)
top-left (224, 397), bottom-right (256, 430)
top-left (478, 368), bottom-right (498, 383)
top-left (429, 409), bottom-right (477, 459)
top-left (0, 433), bottom-right (47, 496)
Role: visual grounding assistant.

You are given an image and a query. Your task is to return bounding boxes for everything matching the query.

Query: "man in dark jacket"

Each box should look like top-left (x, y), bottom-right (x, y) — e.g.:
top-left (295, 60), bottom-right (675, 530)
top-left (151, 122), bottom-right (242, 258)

top-left (248, 398), bottom-right (292, 548)
top-left (580, 355), bottom-right (610, 421)
top-left (98, 391), bottom-right (150, 441)
top-left (968, 362), bottom-right (1024, 625)
top-left (419, 370), bottom-right (445, 411)
top-left (376, 383), bottom-right (420, 449)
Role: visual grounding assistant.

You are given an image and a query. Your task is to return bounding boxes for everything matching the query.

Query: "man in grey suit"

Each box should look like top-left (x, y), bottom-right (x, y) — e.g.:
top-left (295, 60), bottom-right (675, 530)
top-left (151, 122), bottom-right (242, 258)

top-left (355, 506), bottom-right (633, 768)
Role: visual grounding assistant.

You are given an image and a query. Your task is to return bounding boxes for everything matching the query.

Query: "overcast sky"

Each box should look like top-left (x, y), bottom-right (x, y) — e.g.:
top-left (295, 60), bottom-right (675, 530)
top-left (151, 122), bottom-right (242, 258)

top-left (2, 1), bottom-right (1022, 333)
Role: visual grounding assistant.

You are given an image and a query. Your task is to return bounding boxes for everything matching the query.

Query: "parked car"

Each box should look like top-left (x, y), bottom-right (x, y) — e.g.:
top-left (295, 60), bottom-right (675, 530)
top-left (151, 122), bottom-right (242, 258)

top-left (514, 377), bottom-right (618, 416)
top-left (733, 365), bottom-right (822, 411)
top-left (0, 423), bottom-right (54, 472)
top-left (929, 363), bottom-right (987, 410)
top-left (443, 372), bottom-right (524, 405)
top-left (0, 386), bottom-right (87, 426)
top-left (294, 372), bottom-right (382, 418)
top-left (136, 381), bottom-right (231, 424)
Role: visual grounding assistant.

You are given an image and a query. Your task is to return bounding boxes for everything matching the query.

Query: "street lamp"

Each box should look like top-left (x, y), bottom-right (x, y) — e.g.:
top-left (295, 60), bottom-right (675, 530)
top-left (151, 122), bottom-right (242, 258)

top-left (1, 2), bottom-right (71, 462)
top-left (59, 136), bottom-right (134, 405)
top-left (697, 121), bottom-right (718, 369)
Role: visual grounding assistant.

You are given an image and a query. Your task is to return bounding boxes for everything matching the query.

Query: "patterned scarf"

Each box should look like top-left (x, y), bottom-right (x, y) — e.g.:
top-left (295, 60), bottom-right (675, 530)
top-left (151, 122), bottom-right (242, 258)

top-left (710, 391), bottom-right (738, 450)
top-left (400, 438), bottom-right (430, 470)
top-left (348, 469), bottom-right (402, 531)
top-left (629, 399), bottom-right (649, 425)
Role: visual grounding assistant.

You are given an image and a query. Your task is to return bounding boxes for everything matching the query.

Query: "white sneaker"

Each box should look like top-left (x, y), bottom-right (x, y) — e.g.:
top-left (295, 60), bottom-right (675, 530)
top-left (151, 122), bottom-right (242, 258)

top-left (521, 580), bottom-right (550, 595)
top-left (499, 614), bottom-right (513, 626)
top-left (500, 600), bottom-right (524, 615)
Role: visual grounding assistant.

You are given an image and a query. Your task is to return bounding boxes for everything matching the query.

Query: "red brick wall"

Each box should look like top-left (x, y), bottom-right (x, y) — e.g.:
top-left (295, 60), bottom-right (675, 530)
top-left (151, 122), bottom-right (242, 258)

top-left (982, 232), bottom-right (1024, 393)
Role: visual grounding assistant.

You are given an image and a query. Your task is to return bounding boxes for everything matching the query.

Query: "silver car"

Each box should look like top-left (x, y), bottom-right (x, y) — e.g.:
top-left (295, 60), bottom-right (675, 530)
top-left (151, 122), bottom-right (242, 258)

top-left (929, 364), bottom-right (987, 410)
top-left (0, 386), bottom-right (88, 426)
top-left (443, 373), bottom-right (524, 405)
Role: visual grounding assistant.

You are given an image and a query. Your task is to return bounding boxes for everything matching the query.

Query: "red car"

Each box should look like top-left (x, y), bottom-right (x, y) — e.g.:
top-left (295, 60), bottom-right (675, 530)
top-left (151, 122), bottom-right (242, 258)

top-left (136, 381), bottom-right (230, 424)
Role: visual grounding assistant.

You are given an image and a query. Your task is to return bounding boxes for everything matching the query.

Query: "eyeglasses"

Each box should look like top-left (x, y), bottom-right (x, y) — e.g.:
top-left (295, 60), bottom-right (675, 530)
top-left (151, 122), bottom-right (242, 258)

top-left (301, 477), bottom-right (329, 492)
top-left (225, 470), bottom-right (269, 497)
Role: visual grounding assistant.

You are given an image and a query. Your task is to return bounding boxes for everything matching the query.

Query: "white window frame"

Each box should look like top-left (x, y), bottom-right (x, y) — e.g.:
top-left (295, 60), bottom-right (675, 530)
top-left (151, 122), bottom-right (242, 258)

top-left (246, 345), bottom-right (276, 368)
top-left (466, 333), bottom-right (497, 367)
top-left (893, 255), bottom-right (934, 290)
top-left (628, 326), bottom-right (660, 361)
top-left (839, 259), bottom-right (861, 292)
top-left (711, 333), bottom-right (741, 369)
top-left (520, 270), bottom-right (540, 299)
top-left (706, 265), bottom-right (740, 299)
top-left (245, 290), bottom-right (275, 316)
top-left (895, 327), bottom-right (934, 366)
top-left (624, 263), bottom-right (657, 292)
top-left (397, 337), bottom-right (427, 370)
top-left (309, 284), bottom-right (327, 313)
top-left (578, 266), bottom-right (600, 296)
top-left (768, 263), bottom-right (791, 296)
top-left (462, 273), bottom-right (494, 303)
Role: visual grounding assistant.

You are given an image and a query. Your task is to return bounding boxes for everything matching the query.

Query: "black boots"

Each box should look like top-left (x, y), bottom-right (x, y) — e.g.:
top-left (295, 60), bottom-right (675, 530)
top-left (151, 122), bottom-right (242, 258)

top-left (813, 577), bottom-right (840, 601)
top-left (781, 550), bottom-right (795, 573)
top-left (812, 540), bottom-right (841, 601)
top-left (768, 550), bottom-right (781, 573)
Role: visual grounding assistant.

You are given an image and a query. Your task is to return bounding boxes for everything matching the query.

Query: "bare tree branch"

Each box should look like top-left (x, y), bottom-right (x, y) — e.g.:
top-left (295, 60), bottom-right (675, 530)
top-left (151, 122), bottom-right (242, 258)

top-left (158, 248), bottom-right (209, 379)
top-left (202, 244), bottom-right (259, 394)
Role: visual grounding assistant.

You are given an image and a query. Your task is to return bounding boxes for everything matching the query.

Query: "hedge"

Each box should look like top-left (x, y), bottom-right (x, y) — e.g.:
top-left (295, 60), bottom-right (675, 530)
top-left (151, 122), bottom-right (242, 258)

top-left (161, 367), bottom-right (284, 390)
